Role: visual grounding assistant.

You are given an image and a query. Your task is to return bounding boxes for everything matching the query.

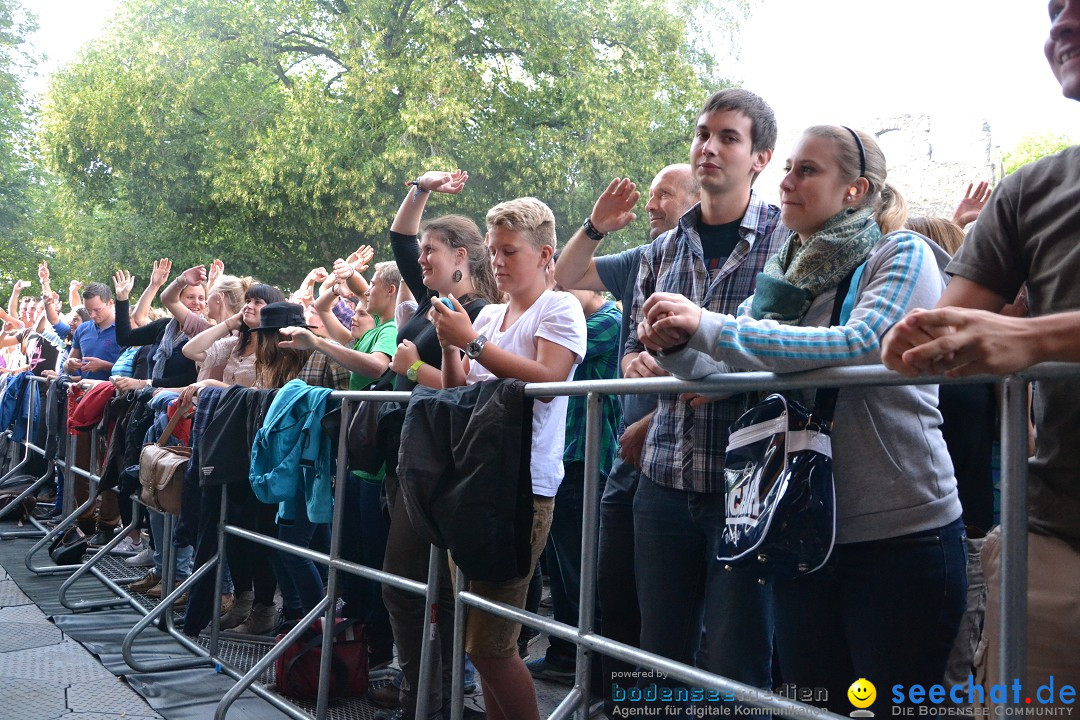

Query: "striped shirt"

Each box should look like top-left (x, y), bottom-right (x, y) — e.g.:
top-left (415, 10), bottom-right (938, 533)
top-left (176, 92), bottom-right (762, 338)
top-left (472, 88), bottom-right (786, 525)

top-left (563, 301), bottom-right (623, 478)
top-left (625, 193), bottom-right (786, 493)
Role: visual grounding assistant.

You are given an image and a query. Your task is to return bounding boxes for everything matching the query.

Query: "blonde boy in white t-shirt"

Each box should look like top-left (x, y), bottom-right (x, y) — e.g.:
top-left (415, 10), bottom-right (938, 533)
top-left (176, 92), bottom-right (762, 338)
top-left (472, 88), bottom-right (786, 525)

top-left (432, 196), bottom-right (586, 720)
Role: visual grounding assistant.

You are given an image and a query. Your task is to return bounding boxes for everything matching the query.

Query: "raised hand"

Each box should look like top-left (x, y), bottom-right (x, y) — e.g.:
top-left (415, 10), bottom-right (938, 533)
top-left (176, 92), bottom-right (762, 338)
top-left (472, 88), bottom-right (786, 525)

top-left (150, 258), bottom-right (172, 286)
top-left (590, 178), bottom-right (641, 234)
top-left (345, 245), bottom-right (375, 273)
top-left (37, 262), bottom-right (50, 287)
top-left (415, 169), bottom-right (469, 195)
top-left (180, 265), bottom-right (207, 287)
top-left (952, 181), bottom-right (992, 229)
top-left (112, 270), bottom-right (136, 301)
top-left (207, 259), bottom-right (224, 288)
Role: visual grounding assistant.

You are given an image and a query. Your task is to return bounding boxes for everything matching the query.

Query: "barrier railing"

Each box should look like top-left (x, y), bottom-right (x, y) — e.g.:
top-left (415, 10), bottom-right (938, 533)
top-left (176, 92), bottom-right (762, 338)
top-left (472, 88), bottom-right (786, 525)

top-left (0, 363), bottom-right (1048, 720)
top-left (208, 362), bottom-right (1050, 720)
top-left (0, 376), bottom-right (51, 535)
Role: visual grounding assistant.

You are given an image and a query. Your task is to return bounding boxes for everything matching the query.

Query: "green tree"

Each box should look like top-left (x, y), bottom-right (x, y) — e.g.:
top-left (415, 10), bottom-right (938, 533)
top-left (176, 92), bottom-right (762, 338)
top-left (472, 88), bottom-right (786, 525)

top-left (42, 0), bottom-right (737, 287)
top-left (1000, 132), bottom-right (1075, 175)
top-left (0, 0), bottom-right (49, 284)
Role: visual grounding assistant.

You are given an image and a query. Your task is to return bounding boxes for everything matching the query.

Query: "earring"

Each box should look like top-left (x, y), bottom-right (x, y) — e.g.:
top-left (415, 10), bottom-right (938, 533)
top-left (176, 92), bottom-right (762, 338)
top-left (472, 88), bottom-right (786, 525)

top-left (451, 269), bottom-right (463, 283)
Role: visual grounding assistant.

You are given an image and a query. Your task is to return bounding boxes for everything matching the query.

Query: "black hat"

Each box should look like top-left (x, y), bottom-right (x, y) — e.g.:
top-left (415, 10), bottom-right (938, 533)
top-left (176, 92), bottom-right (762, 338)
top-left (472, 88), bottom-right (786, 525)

top-left (254, 302), bottom-right (311, 331)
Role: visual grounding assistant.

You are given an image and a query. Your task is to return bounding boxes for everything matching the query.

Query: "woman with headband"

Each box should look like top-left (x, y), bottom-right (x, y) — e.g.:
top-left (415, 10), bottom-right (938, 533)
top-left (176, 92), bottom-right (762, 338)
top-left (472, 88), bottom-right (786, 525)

top-left (637, 126), bottom-right (965, 711)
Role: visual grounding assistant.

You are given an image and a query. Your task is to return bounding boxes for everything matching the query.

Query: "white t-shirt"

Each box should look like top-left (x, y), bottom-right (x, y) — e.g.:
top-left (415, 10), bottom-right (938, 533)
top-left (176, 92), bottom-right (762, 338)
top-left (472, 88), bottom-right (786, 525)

top-left (466, 290), bottom-right (587, 497)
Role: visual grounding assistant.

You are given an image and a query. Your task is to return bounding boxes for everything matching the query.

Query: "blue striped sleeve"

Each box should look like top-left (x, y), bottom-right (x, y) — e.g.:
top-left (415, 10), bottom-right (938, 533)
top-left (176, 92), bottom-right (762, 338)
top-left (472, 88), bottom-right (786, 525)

top-left (677, 235), bottom-right (941, 375)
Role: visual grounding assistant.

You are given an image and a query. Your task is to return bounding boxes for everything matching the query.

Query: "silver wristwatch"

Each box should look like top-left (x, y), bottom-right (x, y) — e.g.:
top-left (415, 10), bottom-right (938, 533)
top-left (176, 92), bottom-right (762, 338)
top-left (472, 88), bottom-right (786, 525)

top-left (465, 334), bottom-right (488, 359)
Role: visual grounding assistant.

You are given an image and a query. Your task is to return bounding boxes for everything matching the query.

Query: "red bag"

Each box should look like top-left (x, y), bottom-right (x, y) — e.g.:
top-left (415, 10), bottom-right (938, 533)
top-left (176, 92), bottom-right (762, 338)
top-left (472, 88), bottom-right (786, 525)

top-left (274, 618), bottom-right (368, 699)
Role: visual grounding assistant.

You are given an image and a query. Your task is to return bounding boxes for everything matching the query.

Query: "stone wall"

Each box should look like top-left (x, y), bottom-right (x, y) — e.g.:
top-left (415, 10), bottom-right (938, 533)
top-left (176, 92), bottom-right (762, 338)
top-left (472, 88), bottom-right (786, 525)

top-left (756, 114), bottom-right (1000, 221)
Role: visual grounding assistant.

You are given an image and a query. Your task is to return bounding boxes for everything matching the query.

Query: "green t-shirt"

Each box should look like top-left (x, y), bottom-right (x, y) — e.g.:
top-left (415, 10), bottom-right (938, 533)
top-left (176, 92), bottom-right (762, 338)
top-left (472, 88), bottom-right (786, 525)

top-left (348, 317), bottom-right (397, 391)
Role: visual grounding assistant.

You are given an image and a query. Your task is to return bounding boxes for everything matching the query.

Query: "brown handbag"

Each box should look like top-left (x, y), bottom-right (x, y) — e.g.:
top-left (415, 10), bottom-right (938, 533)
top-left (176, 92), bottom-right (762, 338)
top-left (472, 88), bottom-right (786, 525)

top-left (138, 400), bottom-right (192, 515)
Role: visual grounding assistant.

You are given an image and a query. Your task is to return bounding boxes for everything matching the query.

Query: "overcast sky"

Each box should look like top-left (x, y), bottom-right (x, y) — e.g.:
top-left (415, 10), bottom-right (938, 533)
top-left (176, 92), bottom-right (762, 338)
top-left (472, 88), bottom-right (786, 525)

top-left (23, 0), bottom-right (1077, 152)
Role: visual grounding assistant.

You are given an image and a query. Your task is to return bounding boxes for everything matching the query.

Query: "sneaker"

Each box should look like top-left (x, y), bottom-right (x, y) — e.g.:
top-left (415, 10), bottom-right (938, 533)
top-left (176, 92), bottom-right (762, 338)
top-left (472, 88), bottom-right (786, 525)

top-left (110, 537), bottom-right (145, 556)
top-left (526, 657), bottom-right (575, 686)
top-left (127, 571), bottom-right (161, 594)
top-left (125, 547), bottom-right (155, 567)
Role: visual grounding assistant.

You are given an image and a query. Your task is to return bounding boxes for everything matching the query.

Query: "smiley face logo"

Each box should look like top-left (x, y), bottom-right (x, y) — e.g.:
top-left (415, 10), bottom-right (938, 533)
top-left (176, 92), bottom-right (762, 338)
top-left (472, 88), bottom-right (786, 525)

top-left (848, 678), bottom-right (876, 709)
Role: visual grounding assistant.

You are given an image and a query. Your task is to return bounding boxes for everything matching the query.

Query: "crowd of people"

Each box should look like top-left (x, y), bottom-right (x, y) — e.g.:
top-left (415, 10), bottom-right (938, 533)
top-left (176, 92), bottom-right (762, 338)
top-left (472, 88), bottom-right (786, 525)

top-left (1, 3), bottom-right (1077, 719)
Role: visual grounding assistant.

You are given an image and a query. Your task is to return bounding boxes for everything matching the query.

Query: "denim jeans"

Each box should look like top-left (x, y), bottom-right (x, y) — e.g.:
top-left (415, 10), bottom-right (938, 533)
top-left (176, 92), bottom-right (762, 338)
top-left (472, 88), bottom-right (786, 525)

top-left (149, 507), bottom-right (193, 582)
top-left (274, 486), bottom-right (330, 616)
top-left (597, 457), bottom-right (641, 714)
top-left (633, 477), bottom-right (774, 703)
top-left (774, 517), bottom-right (967, 714)
top-left (338, 472), bottom-right (393, 663)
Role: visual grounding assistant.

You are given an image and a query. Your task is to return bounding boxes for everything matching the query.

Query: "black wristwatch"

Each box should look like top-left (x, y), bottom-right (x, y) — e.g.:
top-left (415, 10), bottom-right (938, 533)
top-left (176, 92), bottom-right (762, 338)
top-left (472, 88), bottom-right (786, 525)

top-left (465, 334), bottom-right (488, 360)
top-left (582, 217), bottom-right (605, 242)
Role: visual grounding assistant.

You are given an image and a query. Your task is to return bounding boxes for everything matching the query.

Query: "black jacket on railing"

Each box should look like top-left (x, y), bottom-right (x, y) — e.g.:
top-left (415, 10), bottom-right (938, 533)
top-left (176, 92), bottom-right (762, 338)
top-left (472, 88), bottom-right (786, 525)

top-left (398, 379), bottom-right (534, 582)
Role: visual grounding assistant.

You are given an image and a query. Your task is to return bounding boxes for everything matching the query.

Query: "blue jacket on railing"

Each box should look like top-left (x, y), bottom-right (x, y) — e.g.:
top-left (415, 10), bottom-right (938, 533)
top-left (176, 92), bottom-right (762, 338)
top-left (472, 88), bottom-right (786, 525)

top-left (249, 379), bottom-right (337, 524)
top-left (0, 372), bottom-right (40, 442)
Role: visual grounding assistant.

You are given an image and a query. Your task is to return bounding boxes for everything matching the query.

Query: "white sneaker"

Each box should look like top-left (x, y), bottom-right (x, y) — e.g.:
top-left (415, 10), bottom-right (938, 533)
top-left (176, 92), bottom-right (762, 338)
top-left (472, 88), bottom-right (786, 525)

top-left (125, 547), bottom-right (155, 567)
top-left (111, 537), bottom-right (146, 556)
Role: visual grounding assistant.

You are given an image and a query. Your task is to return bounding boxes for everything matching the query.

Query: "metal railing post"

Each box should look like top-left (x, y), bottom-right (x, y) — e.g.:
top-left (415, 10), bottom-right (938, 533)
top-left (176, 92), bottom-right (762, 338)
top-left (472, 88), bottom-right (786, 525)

top-left (998, 375), bottom-right (1029, 690)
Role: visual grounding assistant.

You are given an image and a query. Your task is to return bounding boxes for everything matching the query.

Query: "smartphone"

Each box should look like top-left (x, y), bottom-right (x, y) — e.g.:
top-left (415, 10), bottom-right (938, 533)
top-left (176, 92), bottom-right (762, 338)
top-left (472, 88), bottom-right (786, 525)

top-left (438, 297), bottom-right (454, 310)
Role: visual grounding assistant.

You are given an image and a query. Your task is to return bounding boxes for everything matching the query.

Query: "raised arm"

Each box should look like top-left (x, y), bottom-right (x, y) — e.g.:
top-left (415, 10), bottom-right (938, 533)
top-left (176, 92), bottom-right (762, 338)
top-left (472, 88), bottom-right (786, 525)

top-left (334, 246), bottom-right (373, 298)
top-left (131, 258), bottom-right (170, 327)
top-left (160, 264), bottom-right (207, 326)
top-left (7, 279), bottom-right (29, 321)
top-left (312, 283), bottom-right (353, 346)
top-left (68, 280), bottom-right (82, 312)
top-left (390, 170), bottom-right (467, 235)
top-left (555, 178), bottom-right (640, 292)
top-left (952, 181), bottom-right (992, 229)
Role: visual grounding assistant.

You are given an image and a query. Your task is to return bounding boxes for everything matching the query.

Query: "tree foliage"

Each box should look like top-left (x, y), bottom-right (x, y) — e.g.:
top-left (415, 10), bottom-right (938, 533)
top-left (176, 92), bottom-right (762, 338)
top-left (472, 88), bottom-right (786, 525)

top-left (41, 0), bottom-right (735, 286)
top-left (0, 0), bottom-right (48, 283)
top-left (1000, 132), bottom-right (1075, 176)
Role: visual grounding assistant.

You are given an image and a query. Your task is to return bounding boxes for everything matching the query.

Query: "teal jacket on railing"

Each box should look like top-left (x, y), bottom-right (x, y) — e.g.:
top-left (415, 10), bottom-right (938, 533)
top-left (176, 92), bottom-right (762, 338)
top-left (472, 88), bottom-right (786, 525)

top-left (249, 378), bottom-right (338, 524)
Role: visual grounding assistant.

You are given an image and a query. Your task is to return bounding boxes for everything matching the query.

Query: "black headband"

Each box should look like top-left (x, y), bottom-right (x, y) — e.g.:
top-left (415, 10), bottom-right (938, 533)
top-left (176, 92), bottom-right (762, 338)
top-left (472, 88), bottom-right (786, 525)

top-left (841, 126), bottom-right (866, 178)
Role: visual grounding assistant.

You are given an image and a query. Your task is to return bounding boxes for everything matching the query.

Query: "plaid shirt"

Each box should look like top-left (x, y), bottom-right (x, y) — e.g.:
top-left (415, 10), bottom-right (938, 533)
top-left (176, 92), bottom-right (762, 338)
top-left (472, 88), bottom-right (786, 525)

top-left (299, 349), bottom-right (351, 390)
top-left (563, 301), bottom-right (623, 477)
top-left (626, 192), bottom-right (787, 493)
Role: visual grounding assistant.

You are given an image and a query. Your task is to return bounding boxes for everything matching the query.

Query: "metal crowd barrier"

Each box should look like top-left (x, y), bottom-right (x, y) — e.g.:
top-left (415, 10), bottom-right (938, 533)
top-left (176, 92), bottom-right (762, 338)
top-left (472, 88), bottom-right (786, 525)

top-left (0, 364), bottom-right (1047, 720)
top-left (207, 362), bottom-right (1047, 720)
top-left (0, 376), bottom-right (56, 537)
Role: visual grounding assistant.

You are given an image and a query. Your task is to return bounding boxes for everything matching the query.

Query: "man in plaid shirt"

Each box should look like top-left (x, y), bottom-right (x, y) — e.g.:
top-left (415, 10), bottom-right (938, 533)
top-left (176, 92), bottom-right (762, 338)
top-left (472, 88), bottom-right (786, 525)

top-left (623, 89), bottom-right (788, 700)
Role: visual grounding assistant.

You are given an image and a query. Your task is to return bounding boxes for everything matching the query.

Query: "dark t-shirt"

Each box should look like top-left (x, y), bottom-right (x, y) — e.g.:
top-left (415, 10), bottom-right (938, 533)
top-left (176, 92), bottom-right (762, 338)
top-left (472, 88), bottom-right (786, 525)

top-left (596, 244), bottom-right (657, 426)
top-left (697, 218), bottom-right (742, 271)
top-left (949, 144), bottom-right (1080, 547)
top-left (390, 230), bottom-right (489, 391)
